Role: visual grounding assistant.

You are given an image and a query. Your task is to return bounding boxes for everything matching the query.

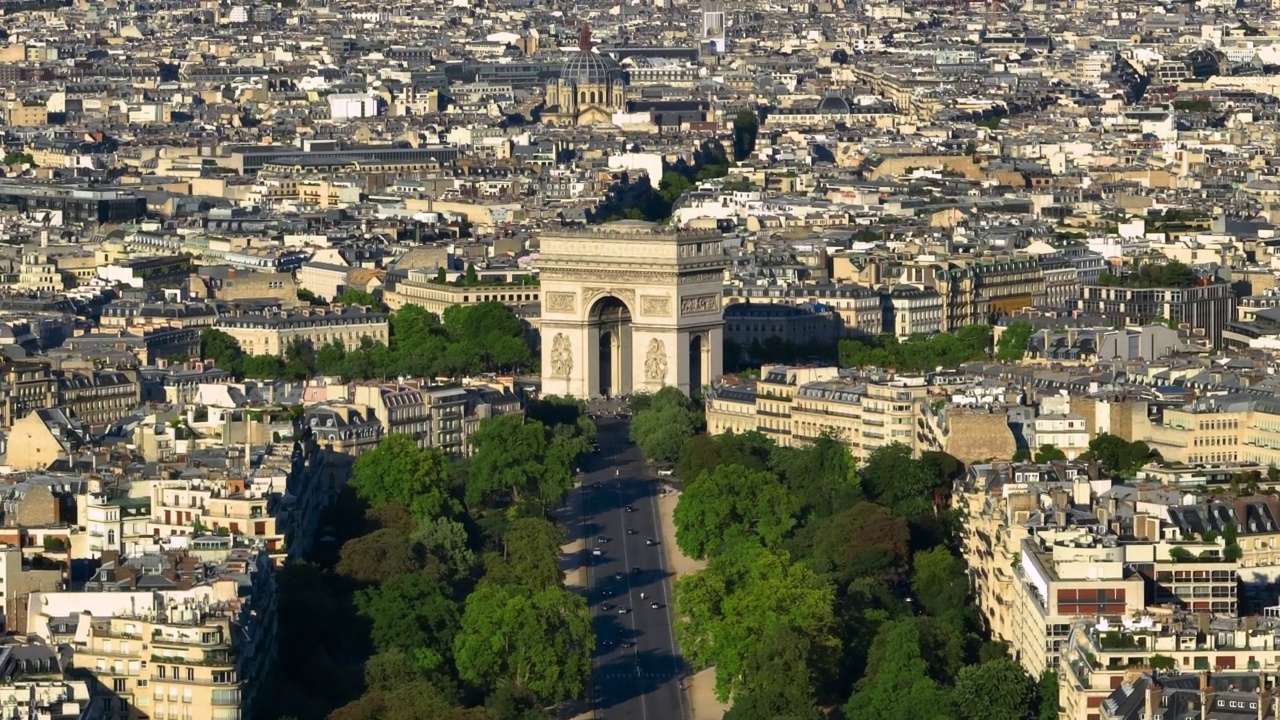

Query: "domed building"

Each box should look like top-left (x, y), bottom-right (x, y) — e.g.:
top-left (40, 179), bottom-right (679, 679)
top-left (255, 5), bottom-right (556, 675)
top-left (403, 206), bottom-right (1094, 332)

top-left (544, 24), bottom-right (627, 127)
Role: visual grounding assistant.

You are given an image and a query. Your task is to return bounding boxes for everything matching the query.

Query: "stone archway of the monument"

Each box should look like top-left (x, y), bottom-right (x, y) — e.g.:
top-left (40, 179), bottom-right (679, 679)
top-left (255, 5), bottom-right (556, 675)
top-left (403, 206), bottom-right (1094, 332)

top-left (588, 296), bottom-right (633, 399)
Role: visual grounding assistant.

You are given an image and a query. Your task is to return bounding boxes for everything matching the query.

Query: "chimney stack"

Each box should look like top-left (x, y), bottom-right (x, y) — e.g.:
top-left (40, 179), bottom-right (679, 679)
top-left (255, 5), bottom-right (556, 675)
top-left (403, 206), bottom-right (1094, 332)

top-left (1145, 679), bottom-right (1159, 720)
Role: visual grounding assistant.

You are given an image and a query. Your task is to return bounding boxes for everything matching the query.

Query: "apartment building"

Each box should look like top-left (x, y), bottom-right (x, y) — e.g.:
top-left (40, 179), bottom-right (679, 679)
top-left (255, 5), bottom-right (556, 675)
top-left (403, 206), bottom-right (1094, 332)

top-left (704, 376), bottom-right (758, 436)
top-left (706, 367), bottom-right (939, 459)
top-left (0, 359), bottom-right (57, 428)
top-left (1077, 280), bottom-right (1236, 347)
top-left (72, 601), bottom-right (248, 720)
top-left (958, 460), bottom-right (1264, 685)
top-left (1094, 670), bottom-right (1280, 720)
top-left (384, 268), bottom-right (541, 315)
top-left (56, 369), bottom-right (141, 429)
top-left (1061, 616), bottom-right (1280, 720)
top-left (752, 365), bottom-right (841, 448)
top-left (214, 306), bottom-right (389, 358)
top-left (148, 478), bottom-right (284, 559)
top-left (1014, 528), bottom-right (1151, 677)
top-left (86, 494), bottom-right (153, 558)
top-left (859, 375), bottom-right (929, 454)
top-left (0, 644), bottom-right (90, 720)
top-left (303, 404), bottom-right (383, 456)
top-left (352, 383), bottom-right (431, 446)
top-left (1031, 413), bottom-right (1091, 458)
top-left (722, 285), bottom-right (883, 336)
top-left (1136, 397), bottom-right (1280, 468)
top-left (722, 303), bottom-right (843, 352)
top-left (790, 378), bottom-right (865, 450)
top-left (883, 284), bottom-right (945, 337)
top-left (898, 256), bottom-right (1045, 330)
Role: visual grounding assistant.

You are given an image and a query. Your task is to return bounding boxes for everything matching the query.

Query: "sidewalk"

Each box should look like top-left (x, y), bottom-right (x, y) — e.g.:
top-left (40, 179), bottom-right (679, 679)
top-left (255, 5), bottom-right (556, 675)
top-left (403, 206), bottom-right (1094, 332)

top-left (657, 491), bottom-right (730, 720)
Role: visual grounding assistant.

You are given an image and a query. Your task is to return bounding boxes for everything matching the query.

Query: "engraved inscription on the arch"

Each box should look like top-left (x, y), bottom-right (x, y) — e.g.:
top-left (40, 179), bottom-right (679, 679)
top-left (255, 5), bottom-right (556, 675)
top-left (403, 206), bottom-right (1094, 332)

top-left (546, 269), bottom-right (676, 285)
top-left (545, 292), bottom-right (577, 313)
top-left (680, 294), bottom-right (720, 314)
top-left (640, 295), bottom-right (671, 317)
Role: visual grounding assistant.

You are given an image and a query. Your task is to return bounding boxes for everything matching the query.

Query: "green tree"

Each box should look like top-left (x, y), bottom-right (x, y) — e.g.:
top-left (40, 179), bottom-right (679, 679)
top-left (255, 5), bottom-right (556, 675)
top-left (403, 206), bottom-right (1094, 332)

top-left (995, 321), bottom-right (1034, 362)
top-left (241, 353), bottom-right (286, 379)
top-left (630, 387), bottom-right (699, 463)
top-left (336, 525), bottom-right (423, 585)
top-left (673, 464), bottom-right (797, 559)
top-left (337, 288), bottom-right (383, 311)
top-left (441, 302), bottom-right (533, 373)
top-left (315, 339), bottom-right (347, 376)
top-left (453, 582), bottom-right (593, 703)
top-left (844, 619), bottom-right (953, 720)
top-left (775, 432), bottom-right (861, 520)
top-left (796, 502), bottom-right (911, 587)
top-left (675, 542), bottom-right (839, 702)
top-left (951, 658), bottom-right (1033, 720)
top-left (912, 547), bottom-right (968, 617)
top-left (328, 681), bottom-right (487, 720)
top-left (350, 434), bottom-right (456, 523)
top-left (1037, 669), bottom-right (1060, 720)
top-left (862, 443), bottom-right (945, 517)
top-left (677, 431), bottom-right (774, 481)
top-left (1033, 444), bottom-right (1067, 463)
top-left (722, 629), bottom-right (825, 720)
top-left (3, 151), bottom-right (34, 166)
top-left (482, 517), bottom-right (566, 591)
top-left (485, 684), bottom-right (555, 720)
top-left (356, 572), bottom-right (461, 677)
top-left (200, 328), bottom-right (243, 371)
top-left (466, 415), bottom-right (582, 510)
top-left (416, 517), bottom-right (478, 580)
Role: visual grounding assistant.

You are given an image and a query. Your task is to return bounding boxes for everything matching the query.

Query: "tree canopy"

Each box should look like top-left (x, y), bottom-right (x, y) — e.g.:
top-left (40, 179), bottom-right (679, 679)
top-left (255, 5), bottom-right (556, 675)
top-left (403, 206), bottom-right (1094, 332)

top-left (675, 542), bottom-right (839, 702)
top-left (629, 387), bottom-right (701, 464)
top-left (350, 434), bottom-right (455, 525)
top-left (200, 301), bottom-right (533, 381)
top-left (259, 396), bottom-right (596, 720)
top-left (658, 421), bottom-right (1048, 720)
top-left (838, 326), bottom-right (991, 373)
top-left (453, 581), bottom-right (593, 703)
top-left (673, 463), bottom-right (798, 559)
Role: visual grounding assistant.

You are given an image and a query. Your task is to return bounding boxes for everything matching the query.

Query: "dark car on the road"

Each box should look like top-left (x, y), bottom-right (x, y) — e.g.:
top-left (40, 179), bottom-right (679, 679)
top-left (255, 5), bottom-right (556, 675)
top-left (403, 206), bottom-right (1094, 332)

top-left (624, 506), bottom-right (636, 513)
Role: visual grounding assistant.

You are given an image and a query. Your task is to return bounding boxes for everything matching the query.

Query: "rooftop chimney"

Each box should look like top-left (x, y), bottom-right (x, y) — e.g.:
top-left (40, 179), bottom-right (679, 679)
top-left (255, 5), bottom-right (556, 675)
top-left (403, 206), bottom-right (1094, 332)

top-left (1145, 679), bottom-right (1159, 720)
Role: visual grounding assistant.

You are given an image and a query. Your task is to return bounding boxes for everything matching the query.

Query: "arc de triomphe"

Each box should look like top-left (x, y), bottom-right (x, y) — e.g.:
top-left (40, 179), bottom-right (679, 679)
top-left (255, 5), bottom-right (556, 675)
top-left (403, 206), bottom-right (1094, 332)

top-left (537, 220), bottom-right (727, 399)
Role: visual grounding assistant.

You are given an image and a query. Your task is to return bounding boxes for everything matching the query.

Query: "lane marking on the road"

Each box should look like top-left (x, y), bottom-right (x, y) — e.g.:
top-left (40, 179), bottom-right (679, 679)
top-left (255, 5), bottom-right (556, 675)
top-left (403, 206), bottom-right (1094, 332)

top-left (645, 479), bottom-right (688, 720)
top-left (613, 476), bottom-right (648, 720)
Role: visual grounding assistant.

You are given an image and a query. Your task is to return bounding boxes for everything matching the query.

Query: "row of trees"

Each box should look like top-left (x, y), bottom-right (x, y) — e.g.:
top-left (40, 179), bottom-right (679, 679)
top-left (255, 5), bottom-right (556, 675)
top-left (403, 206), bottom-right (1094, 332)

top-left (838, 325), bottom-right (992, 373)
top-left (260, 398), bottom-right (598, 720)
top-left (199, 302), bottom-right (534, 382)
top-left (624, 389), bottom-right (1056, 719)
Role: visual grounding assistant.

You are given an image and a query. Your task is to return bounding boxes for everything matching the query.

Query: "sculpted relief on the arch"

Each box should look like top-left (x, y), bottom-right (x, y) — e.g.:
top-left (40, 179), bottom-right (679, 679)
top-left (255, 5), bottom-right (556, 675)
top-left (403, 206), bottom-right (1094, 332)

top-left (550, 333), bottom-right (573, 378)
top-left (644, 338), bottom-right (668, 382)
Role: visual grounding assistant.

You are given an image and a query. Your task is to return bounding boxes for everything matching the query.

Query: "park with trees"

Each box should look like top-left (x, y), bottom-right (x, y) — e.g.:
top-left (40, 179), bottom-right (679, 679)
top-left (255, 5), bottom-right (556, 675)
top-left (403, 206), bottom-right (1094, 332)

top-left (626, 388), bottom-right (1060, 720)
top-left (257, 397), bottom-right (598, 720)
